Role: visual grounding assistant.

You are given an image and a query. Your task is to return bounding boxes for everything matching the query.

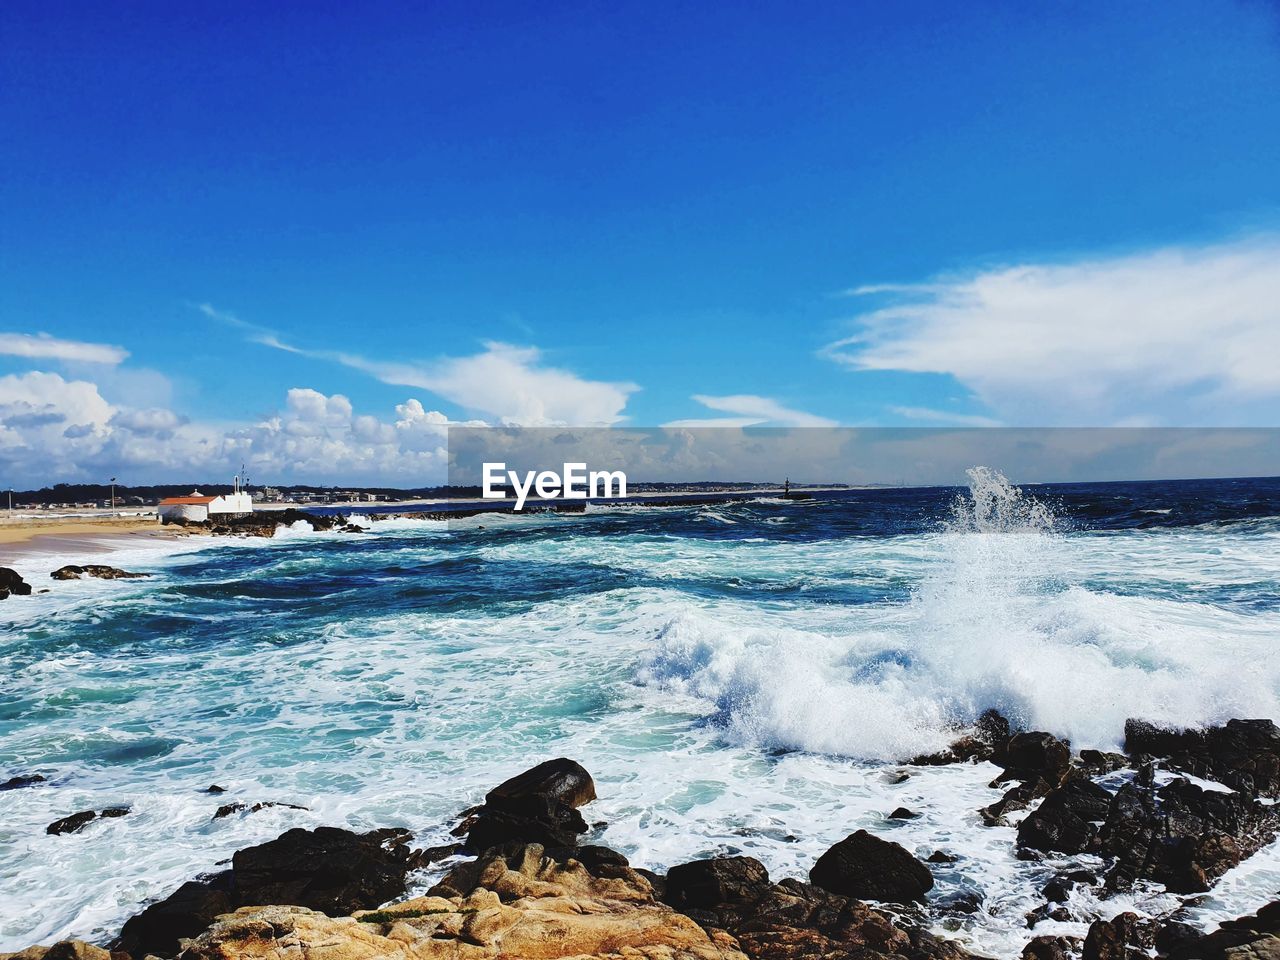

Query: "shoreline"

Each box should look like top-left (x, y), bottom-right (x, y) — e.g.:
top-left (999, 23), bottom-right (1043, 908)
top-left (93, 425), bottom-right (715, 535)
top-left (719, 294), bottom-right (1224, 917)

top-left (0, 486), bottom-right (840, 561)
top-left (4, 722), bottom-right (1280, 959)
top-left (0, 518), bottom-right (200, 564)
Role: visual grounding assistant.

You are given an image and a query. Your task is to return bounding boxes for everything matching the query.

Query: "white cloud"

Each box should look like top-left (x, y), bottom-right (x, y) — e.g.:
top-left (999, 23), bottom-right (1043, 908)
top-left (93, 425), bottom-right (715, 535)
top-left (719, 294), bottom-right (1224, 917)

top-left (198, 304), bottom-right (637, 426)
top-left (665, 394), bottom-right (837, 428)
top-left (822, 237), bottom-right (1280, 425)
top-left (351, 341), bottom-right (638, 427)
top-left (0, 332), bottom-right (129, 365)
top-left (0, 369), bottom-right (463, 487)
top-left (889, 406), bottom-right (1003, 427)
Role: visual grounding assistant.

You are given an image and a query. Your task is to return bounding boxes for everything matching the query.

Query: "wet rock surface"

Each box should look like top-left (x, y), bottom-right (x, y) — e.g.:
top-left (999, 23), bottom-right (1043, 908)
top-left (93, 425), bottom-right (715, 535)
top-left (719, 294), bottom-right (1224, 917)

top-left (46, 807), bottom-right (129, 836)
top-left (1125, 718), bottom-right (1280, 797)
top-left (10, 745), bottom-right (1280, 959)
top-left (112, 826), bottom-right (420, 957)
top-left (0, 566), bottom-right (33, 599)
top-left (49, 565), bottom-right (149, 580)
top-left (462, 757), bottom-right (596, 853)
top-left (808, 829), bottom-right (934, 903)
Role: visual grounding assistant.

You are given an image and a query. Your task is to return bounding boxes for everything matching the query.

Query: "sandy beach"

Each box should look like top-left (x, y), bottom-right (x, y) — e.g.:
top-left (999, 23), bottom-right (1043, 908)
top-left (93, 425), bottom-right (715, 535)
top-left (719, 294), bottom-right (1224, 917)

top-left (0, 516), bottom-right (197, 561)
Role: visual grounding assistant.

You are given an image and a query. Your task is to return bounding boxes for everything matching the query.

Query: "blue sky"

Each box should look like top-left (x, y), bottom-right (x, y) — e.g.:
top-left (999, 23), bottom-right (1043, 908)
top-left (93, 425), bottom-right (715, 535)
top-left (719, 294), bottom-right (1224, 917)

top-left (2, 1), bottom-right (1279, 483)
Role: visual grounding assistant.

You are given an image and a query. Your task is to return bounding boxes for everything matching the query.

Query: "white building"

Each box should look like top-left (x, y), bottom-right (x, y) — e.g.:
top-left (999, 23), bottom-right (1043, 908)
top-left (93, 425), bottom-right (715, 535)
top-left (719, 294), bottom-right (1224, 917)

top-left (158, 484), bottom-right (254, 524)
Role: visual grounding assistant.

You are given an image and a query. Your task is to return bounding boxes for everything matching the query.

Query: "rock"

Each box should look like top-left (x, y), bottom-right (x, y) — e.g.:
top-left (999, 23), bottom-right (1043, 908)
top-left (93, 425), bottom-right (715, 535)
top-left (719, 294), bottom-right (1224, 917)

top-left (464, 759), bottom-right (595, 853)
top-left (179, 846), bottom-right (747, 960)
top-left (888, 807), bottom-right (920, 820)
top-left (1125, 718), bottom-right (1280, 797)
top-left (809, 829), bottom-right (934, 903)
top-left (465, 792), bottom-right (589, 852)
top-left (1081, 912), bottom-right (1152, 960)
top-left (114, 874), bottom-right (235, 959)
top-left (926, 850), bottom-right (957, 863)
top-left (996, 731), bottom-right (1072, 786)
top-left (1, 773), bottom-right (46, 791)
top-left (46, 810), bottom-right (98, 835)
top-left (114, 826), bottom-right (419, 957)
top-left (1022, 935), bottom-right (1078, 960)
top-left (1079, 750), bottom-right (1128, 775)
top-left (233, 825), bottom-right (418, 916)
top-left (980, 778), bottom-right (1052, 826)
top-left (664, 856), bottom-right (771, 910)
top-left (99, 806), bottom-right (129, 819)
top-left (0, 567), bottom-right (33, 598)
top-left (49, 565), bottom-right (149, 580)
top-left (204, 784), bottom-right (226, 793)
top-left (485, 757), bottom-right (597, 809)
top-left (911, 709), bottom-right (1011, 765)
top-left (679, 875), bottom-right (975, 960)
top-left (1101, 777), bottom-right (1279, 892)
top-left (1162, 900), bottom-right (1280, 959)
top-left (1017, 778), bottom-right (1112, 854)
top-left (0, 940), bottom-right (111, 960)
top-left (1154, 920), bottom-right (1204, 956)
top-left (212, 800), bottom-right (307, 819)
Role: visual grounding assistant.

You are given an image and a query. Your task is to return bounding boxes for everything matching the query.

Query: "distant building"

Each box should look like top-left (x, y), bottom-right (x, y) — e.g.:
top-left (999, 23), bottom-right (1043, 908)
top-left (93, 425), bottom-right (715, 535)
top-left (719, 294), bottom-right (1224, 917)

top-left (157, 483), bottom-right (253, 524)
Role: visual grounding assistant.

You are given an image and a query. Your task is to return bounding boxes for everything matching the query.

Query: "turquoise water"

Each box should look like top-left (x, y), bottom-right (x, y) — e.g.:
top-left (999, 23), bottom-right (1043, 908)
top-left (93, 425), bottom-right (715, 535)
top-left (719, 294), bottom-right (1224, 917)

top-left (3, 473), bottom-right (1280, 956)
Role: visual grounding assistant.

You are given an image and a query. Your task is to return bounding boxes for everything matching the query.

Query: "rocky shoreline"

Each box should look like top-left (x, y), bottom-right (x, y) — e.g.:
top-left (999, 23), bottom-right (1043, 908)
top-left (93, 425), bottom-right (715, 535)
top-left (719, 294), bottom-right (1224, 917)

top-left (5, 718), bottom-right (1280, 960)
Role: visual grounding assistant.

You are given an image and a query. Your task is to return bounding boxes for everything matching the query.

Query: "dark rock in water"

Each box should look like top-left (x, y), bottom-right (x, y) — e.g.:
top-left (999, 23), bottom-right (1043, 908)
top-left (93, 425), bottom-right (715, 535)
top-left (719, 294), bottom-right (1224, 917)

top-left (1041, 876), bottom-right (1073, 903)
top-left (1125, 717), bottom-right (1280, 797)
top-left (204, 784), bottom-right (226, 794)
top-left (809, 829), bottom-right (934, 903)
top-left (114, 873), bottom-right (235, 959)
top-left (1081, 911), bottom-right (1153, 960)
top-left (996, 731), bottom-right (1072, 786)
top-left (340, 523), bottom-right (365, 533)
top-left (663, 856), bottom-right (770, 910)
top-left (1, 773), bottom-right (46, 791)
top-left (1162, 900), bottom-right (1280, 959)
top-left (215, 508), bottom-right (344, 538)
top-left (888, 806), bottom-right (920, 820)
top-left (1154, 919), bottom-right (1205, 956)
top-left (47, 810), bottom-right (98, 835)
top-left (911, 708), bottom-right (1011, 766)
top-left (232, 826), bottom-right (417, 916)
top-left (0, 567), bottom-right (33, 598)
top-left (1022, 934), bottom-right (1079, 960)
top-left (1018, 777), bottom-right (1112, 854)
top-left (212, 800), bottom-right (307, 820)
top-left (683, 876), bottom-right (975, 960)
top-left (1079, 749), bottom-right (1128, 774)
top-left (465, 791), bottom-right (589, 852)
top-left (926, 850), bottom-right (958, 863)
top-left (464, 758), bottom-right (595, 853)
top-left (1101, 777), bottom-right (1279, 892)
top-left (485, 756), bottom-right (596, 809)
top-left (50, 564), bottom-right (149, 581)
top-left (48, 806), bottom-right (130, 834)
top-left (981, 777), bottom-right (1052, 826)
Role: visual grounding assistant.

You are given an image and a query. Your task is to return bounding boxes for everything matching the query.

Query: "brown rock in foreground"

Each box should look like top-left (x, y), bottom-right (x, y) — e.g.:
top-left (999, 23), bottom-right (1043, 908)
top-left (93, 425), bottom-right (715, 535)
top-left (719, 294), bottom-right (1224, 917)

top-left (0, 942), bottom-right (110, 960)
top-left (178, 844), bottom-right (744, 960)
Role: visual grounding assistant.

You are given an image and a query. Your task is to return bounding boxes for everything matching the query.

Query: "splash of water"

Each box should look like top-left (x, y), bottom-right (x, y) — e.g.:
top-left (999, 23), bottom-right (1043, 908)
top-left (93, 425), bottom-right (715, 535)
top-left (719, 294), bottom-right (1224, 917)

top-left (639, 466), bottom-right (1280, 758)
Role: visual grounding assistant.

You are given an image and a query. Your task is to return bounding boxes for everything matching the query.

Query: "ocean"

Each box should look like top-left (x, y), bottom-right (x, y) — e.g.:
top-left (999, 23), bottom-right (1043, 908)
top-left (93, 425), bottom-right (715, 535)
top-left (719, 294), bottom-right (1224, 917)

top-left (3, 468), bottom-right (1279, 957)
